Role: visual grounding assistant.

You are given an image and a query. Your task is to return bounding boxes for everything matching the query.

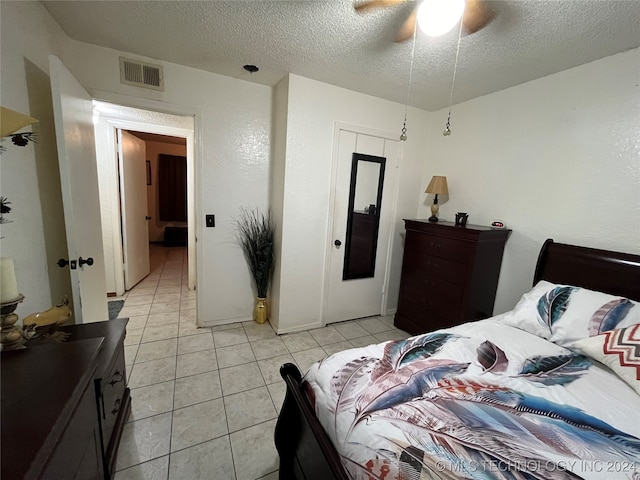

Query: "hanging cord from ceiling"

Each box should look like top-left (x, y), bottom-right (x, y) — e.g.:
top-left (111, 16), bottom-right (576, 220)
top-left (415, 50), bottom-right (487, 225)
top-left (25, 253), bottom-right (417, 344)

top-left (400, 26), bottom-right (418, 142)
top-left (443, 19), bottom-right (464, 136)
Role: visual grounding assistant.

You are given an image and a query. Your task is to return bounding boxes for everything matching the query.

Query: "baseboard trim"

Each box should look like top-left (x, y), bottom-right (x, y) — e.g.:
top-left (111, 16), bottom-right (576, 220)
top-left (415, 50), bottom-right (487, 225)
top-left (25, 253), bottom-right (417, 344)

top-left (198, 316), bottom-right (250, 328)
top-left (275, 321), bottom-right (323, 335)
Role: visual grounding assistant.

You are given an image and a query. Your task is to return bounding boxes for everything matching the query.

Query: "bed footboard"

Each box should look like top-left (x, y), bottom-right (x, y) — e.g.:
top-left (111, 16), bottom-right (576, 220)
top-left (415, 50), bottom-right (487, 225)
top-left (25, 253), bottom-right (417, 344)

top-left (275, 363), bottom-right (348, 480)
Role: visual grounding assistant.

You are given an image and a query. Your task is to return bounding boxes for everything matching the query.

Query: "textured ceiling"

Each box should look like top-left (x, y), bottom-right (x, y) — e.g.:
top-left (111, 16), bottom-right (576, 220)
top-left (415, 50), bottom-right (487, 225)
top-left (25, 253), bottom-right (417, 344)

top-left (42, 0), bottom-right (640, 111)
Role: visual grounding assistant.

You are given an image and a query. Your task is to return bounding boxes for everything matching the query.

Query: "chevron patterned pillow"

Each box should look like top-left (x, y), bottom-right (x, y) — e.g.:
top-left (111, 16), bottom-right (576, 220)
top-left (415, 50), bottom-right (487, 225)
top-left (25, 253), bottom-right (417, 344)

top-left (571, 323), bottom-right (640, 396)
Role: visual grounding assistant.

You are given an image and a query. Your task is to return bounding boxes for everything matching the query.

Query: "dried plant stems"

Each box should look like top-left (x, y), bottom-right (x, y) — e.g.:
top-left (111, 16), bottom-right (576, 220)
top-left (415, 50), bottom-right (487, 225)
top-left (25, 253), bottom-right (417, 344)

top-left (236, 207), bottom-right (274, 298)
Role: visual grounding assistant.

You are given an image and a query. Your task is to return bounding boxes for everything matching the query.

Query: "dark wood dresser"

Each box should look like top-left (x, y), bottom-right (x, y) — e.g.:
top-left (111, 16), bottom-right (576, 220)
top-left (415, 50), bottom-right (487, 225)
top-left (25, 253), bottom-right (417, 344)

top-left (1, 338), bottom-right (105, 479)
top-left (60, 318), bottom-right (131, 479)
top-left (1, 318), bottom-right (130, 480)
top-left (394, 220), bottom-right (511, 335)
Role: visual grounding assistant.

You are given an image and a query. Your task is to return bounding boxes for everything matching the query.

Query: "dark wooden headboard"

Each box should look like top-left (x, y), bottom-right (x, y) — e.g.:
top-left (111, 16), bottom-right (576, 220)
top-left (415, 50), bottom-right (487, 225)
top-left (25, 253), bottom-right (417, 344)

top-left (534, 239), bottom-right (640, 302)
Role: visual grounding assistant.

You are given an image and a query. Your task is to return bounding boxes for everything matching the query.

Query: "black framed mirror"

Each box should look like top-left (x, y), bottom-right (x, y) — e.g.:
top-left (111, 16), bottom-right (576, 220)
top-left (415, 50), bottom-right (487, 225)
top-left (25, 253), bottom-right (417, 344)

top-left (342, 152), bottom-right (386, 280)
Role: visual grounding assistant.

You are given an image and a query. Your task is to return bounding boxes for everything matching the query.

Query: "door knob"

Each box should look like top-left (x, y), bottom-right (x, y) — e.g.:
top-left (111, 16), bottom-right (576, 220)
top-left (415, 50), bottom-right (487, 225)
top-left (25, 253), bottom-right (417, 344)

top-left (78, 257), bottom-right (94, 267)
top-left (58, 258), bottom-right (77, 269)
top-left (334, 239), bottom-right (342, 247)
top-left (145, 216), bottom-right (151, 220)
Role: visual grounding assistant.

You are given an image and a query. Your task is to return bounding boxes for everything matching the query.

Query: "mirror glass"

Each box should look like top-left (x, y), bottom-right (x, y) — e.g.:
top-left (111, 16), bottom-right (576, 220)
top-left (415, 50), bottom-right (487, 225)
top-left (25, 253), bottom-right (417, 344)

top-left (342, 153), bottom-right (386, 280)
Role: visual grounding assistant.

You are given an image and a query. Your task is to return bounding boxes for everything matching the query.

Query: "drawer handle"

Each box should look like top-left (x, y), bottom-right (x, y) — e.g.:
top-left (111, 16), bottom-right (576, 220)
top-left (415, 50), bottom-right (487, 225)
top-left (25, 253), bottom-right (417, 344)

top-left (111, 397), bottom-right (121, 415)
top-left (109, 370), bottom-right (124, 387)
top-left (100, 392), bottom-right (106, 420)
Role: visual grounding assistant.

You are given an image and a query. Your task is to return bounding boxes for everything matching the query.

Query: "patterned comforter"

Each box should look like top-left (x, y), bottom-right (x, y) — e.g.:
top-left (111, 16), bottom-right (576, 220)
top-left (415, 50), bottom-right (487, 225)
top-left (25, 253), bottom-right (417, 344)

top-left (303, 318), bottom-right (640, 479)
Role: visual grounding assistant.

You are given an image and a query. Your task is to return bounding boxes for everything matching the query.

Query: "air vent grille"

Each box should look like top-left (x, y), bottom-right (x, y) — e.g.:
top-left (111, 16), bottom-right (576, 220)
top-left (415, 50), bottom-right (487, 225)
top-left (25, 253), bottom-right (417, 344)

top-left (119, 57), bottom-right (164, 91)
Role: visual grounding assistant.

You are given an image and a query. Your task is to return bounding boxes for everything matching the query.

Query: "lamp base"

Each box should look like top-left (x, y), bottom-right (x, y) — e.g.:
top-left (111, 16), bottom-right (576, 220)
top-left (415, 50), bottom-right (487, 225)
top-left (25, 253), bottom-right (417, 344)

top-left (1, 294), bottom-right (26, 351)
top-left (428, 215), bottom-right (439, 222)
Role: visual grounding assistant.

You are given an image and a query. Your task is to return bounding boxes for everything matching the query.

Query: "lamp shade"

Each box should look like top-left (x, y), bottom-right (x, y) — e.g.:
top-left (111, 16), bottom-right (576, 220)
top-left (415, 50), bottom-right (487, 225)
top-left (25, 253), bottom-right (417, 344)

top-left (425, 176), bottom-right (449, 195)
top-left (1, 107), bottom-right (38, 137)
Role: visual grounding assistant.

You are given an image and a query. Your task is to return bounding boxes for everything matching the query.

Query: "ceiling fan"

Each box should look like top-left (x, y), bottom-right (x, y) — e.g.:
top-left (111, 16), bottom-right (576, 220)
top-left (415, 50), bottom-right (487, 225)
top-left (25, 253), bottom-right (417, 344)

top-left (354, 0), bottom-right (495, 42)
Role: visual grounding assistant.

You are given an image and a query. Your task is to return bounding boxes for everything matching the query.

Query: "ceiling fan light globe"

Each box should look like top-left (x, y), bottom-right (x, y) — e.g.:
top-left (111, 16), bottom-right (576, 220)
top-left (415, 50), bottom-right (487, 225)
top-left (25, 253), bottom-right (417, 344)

top-left (417, 0), bottom-right (466, 37)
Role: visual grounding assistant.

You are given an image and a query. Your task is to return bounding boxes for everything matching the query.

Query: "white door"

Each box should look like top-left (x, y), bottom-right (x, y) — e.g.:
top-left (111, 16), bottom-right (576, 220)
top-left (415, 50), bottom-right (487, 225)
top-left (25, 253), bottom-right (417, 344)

top-left (324, 129), bottom-right (399, 324)
top-left (118, 130), bottom-right (150, 290)
top-left (49, 55), bottom-right (108, 323)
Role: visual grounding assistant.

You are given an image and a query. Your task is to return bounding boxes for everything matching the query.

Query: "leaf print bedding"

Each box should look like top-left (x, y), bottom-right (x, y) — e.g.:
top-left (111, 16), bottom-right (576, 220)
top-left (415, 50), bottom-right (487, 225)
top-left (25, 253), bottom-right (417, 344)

top-left (303, 318), bottom-right (640, 479)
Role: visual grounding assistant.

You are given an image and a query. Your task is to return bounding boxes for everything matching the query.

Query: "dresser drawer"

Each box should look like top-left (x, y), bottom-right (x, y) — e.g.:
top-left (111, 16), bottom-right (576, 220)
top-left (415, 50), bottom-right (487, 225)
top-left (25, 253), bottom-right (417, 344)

top-left (99, 347), bottom-right (126, 445)
top-left (400, 276), bottom-right (464, 305)
top-left (402, 253), bottom-right (468, 286)
top-left (396, 296), bottom-right (460, 329)
top-left (406, 231), bottom-right (472, 263)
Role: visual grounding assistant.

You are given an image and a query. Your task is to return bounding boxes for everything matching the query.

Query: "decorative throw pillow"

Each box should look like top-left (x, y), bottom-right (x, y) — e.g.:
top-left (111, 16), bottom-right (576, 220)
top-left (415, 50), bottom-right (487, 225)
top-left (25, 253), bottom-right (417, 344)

top-left (571, 324), bottom-right (640, 396)
top-left (503, 280), bottom-right (640, 346)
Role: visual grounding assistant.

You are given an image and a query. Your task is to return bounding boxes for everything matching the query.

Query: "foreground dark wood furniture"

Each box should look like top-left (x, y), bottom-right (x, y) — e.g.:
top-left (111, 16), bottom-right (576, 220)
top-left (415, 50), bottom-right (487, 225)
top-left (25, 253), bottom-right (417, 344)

top-left (60, 318), bottom-right (130, 479)
top-left (1, 338), bottom-right (105, 479)
top-left (0, 318), bottom-right (130, 480)
top-left (275, 239), bottom-right (640, 480)
top-left (394, 219), bottom-right (511, 335)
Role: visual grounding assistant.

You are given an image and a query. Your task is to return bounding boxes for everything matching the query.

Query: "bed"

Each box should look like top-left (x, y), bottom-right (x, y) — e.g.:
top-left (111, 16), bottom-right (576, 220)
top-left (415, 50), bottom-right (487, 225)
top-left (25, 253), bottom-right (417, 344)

top-left (274, 239), bottom-right (640, 479)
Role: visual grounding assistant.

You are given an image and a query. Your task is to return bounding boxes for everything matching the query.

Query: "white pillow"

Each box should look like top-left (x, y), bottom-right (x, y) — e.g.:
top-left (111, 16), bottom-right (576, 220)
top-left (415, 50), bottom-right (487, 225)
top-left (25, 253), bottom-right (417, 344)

top-left (571, 323), bottom-right (640, 396)
top-left (503, 280), bottom-right (640, 347)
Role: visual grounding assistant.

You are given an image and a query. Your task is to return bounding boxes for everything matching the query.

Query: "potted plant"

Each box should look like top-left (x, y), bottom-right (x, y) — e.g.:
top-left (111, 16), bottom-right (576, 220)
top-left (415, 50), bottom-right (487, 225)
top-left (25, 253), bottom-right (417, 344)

top-left (236, 208), bottom-right (275, 324)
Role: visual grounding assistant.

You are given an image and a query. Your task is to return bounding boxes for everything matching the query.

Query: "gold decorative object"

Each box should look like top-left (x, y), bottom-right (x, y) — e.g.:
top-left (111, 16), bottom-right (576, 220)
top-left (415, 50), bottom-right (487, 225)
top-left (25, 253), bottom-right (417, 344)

top-left (23, 296), bottom-right (71, 328)
top-left (254, 297), bottom-right (268, 324)
top-left (236, 208), bottom-right (274, 324)
top-left (21, 296), bottom-right (72, 346)
top-left (1, 293), bottom-right (25, 351)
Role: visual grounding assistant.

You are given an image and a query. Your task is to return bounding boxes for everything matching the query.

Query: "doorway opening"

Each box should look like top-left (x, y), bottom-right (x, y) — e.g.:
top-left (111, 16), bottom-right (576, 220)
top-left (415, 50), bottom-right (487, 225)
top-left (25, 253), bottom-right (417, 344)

top-left (92, 101), bottom-right (196, 311)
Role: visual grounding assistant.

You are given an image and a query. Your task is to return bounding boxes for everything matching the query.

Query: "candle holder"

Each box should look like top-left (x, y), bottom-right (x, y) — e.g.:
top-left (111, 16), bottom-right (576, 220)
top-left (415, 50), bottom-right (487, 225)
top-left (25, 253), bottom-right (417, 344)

top-left (1, 293), bottom-right (25, 351)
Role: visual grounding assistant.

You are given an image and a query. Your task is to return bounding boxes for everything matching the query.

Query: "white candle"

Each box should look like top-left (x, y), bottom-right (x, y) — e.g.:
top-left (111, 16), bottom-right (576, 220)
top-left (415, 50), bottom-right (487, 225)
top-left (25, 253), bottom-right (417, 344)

top-left (0, 257), bottom-right (19, 303)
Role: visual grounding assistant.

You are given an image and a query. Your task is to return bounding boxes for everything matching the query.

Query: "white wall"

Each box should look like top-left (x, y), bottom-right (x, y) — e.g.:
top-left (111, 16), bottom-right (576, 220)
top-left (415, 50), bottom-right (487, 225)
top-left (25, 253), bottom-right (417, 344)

top-left (273, 74), bottom-right (429, 333)
top-left (0, 1), bottom-right (73, 317)
top-left (269, 76), bottom-right (290, 330)
top-left (2, 1), bottom-right (272, 325)
top-left (420, 48), bottom-right (640, 315)
top-left (67, 41), bottom-right (273, 325)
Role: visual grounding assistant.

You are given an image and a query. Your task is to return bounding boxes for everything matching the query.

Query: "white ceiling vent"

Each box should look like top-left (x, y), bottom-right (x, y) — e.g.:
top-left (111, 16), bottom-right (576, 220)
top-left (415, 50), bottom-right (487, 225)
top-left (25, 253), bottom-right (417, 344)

top-left (119, 57), bottom-right (164, 91)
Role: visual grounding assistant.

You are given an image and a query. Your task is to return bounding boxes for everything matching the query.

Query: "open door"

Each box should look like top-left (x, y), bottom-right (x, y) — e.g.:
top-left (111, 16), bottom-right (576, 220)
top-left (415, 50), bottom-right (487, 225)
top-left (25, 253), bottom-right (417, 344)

top-left (49, 55), bottom-right (108, 323)
top-left (118, 130), bottom-right (150, 290)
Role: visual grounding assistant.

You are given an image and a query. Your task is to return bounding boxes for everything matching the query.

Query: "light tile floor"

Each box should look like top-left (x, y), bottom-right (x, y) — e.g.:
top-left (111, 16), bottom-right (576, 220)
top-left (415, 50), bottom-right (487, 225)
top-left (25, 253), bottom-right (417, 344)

top-left (114, 245), bottom-right (410, 480)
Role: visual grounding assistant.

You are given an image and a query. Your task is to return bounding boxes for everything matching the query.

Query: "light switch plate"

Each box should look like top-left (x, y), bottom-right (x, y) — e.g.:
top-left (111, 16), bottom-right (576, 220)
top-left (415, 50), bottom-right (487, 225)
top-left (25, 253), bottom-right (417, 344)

top-left (206, 214), bottom-right (215, 227)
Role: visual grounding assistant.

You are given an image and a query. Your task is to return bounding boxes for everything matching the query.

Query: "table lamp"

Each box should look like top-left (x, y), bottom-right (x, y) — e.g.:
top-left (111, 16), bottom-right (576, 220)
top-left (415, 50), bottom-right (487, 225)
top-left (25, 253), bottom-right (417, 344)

top-left (425, 175), bottom-right (448, 222)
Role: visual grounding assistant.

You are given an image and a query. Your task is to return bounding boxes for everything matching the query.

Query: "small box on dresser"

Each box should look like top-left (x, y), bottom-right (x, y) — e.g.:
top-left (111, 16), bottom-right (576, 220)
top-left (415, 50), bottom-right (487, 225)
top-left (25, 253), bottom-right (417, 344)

top-left (395, 220), bottom-right (511, 335)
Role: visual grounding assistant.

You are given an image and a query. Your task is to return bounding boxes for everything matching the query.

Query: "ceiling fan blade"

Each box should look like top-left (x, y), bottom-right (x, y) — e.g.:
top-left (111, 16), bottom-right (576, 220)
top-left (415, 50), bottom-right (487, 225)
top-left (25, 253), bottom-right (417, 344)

top-left (393, 8), bottom-right (418, 43)
top-left (354, 0), bottom-right (406, 13)
top-left (462, 0), bottom-right (495, 35)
